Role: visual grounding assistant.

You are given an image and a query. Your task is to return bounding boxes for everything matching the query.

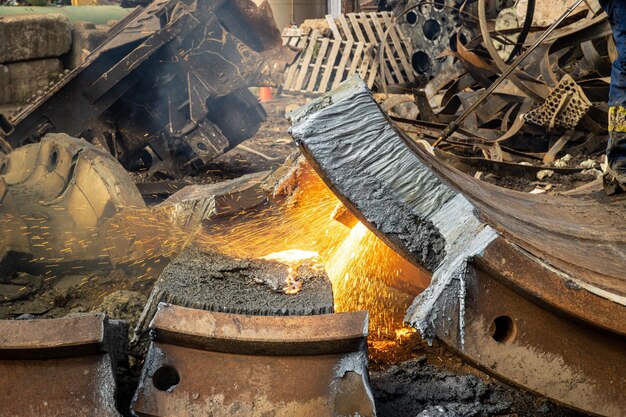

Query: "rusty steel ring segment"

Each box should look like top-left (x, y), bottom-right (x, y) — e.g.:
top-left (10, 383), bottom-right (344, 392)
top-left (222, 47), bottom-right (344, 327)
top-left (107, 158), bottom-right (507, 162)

top-left (131, 303), bottom-right (375, 417)
top-left (289, 77), bottom-right (626, 416)
top-left (0, 314), bottom-right (126, 417)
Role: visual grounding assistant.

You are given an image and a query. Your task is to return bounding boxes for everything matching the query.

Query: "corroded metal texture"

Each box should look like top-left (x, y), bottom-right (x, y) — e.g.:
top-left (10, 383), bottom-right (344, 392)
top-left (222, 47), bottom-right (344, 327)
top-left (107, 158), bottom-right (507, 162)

top-left (0, 133), bottom-right (146, 274)
top-left (525, 74), bottom-right (592, 130)
top-left (131, 303), bottom-right (375, 417)
top-left (155, 171), bottom-right (272, 229)
top-left (289, 76), bottom-right (626, 416)
top-left (0, 314), bottom-right (127, 417)
top-left (133, 244), bottom-right (335, 338)
top-left (0, 0), bottom-right (293, 177)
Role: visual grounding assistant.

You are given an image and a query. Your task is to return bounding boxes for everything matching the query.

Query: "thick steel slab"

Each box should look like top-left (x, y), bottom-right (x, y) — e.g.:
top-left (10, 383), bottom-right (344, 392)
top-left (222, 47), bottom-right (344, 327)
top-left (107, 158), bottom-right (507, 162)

top-left (132, 304), bottom-right (375, 417)
top-left (289, 76), bottom-right (626, 416)
top-left (149, 301), bottom-right (367, 354)
top-left (0, 314), bottom-right (125, 417)
top-left (134, 244), bottom-right (335, 337)
top-left (0, 313), bottom-right (104, 358)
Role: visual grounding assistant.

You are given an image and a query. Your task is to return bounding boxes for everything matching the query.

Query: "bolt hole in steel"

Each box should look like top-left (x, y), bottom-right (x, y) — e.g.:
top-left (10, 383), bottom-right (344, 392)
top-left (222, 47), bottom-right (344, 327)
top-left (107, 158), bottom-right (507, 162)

top-left (152, 365), bottom-right (180, 391)
top-left (433, 0), bottom-right (445, 10)
top-left (489, 315), bottom-right (516, 344)
top-left (196, 142), bottom-right (208, 151)
top-left (419, 3), bottom-right (432, 14)
top-left (406, 10), bottom-right (418, 25)
top-left (423, 19), bottom-right (442, 40)
top-left (412, 51), bottom-right (433, 74)
top-left (48, 149), bottom-right (59, 172)
top-left (449, 31), bottom-right (468, 52)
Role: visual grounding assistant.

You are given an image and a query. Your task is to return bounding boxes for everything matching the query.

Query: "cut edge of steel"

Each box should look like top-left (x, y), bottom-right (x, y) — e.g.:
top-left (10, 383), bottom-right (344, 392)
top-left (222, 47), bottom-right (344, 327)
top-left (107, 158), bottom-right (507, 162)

top-left (131, 303), bottom-right (376, 417)
top-left (0, 313), bottom-right (126, 417)
top-left (288, 75), bottom-right (626, 417)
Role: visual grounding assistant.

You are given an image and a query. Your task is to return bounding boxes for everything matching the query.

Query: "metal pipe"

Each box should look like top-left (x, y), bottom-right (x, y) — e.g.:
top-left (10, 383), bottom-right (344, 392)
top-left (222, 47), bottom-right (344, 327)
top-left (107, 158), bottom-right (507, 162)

top-left (432, 0), bottom-right (585, 148)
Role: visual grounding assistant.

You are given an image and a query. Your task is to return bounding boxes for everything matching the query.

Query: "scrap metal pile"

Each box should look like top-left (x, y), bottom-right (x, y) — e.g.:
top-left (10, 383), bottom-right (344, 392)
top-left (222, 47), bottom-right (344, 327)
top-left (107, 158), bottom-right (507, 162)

top-left (0, 0), bottom-right (294, 178)
top-left (281, 0), bottom-right (614, 191)
top-left (381, 0), bottom-right (613, 192)
top-left (0, 0), bottom-right (625, 416)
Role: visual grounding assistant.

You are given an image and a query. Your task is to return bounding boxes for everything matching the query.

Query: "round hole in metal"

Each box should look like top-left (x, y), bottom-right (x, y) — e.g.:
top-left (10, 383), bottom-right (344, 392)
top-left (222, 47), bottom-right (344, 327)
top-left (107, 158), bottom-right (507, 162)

top-left (489, 315), bottom-right (516, 344)
top-left (153, 365), bottom-right (180, 391)
top-left (423, 19), bottom-right (442, 40)
top-left (412, 51), bottom-right (432, 74)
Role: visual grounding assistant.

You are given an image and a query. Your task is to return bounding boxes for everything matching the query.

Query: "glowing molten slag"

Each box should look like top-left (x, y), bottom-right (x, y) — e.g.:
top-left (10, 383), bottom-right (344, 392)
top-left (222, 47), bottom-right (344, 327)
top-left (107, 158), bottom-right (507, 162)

top-left (262, 250), bottom-right (323, 294)
top-left (202, 165), bottom-right (431, 337)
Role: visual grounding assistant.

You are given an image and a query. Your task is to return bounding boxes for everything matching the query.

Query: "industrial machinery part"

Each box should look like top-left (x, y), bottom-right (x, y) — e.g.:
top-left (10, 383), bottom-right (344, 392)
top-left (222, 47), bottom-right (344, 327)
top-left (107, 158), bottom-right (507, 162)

top-left (0, 313), bottom-right (127, 417)
top-left (132, 303), bottom-right (375, 417)
top-left (394, 0), bottom-right (478, 79)
top-left (525, 74), bottom-right (592, 130)
top-left (0, 0), bottom-right (292, 178)
top-left (0, 133), bottom-right (146, 275)
top-left (289, 77), bottom-right (626, 416)
top-left (133, 244), bottom-right (334, 338)
top-left (387, 0), bottom-right (522, 82)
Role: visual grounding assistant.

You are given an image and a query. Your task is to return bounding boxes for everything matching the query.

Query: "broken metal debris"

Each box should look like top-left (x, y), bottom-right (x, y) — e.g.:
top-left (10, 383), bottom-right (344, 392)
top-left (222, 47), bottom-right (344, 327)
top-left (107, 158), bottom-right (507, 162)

top-left (0, 133), bottom-right (284, 280)
top-left (368, 0), bottom-right (612, 191)
top-left (0, 0), bottom-right (295, 178)
top-left (155, 170), bottom-right (272, 229)
top-left (132, 303), bottom-right (374, 417)
top-left (134, 244), bottom-right (334, 338)
top-left (524, 74), bottom-right (592, 130)
top-left (0, 313), bottom-right (127, 417)
top-left (290, 76), bottom-right (626, 416)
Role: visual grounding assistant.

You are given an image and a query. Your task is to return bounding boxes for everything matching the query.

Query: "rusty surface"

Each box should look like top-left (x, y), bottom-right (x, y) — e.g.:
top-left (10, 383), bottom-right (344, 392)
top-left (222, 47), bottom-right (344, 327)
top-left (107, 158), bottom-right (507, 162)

top-left (0, 314), bottom-right (126, 417)
top-left (290, 77), bottom-right (626, 416)
top-left (430, 245), bottom-right (626, 417)
top-left (0, 0), bottom-right (294, 178)
top-left (132, 303), bottom-right (375, 417)
top-left (376, 0), bottom-right (612, 192)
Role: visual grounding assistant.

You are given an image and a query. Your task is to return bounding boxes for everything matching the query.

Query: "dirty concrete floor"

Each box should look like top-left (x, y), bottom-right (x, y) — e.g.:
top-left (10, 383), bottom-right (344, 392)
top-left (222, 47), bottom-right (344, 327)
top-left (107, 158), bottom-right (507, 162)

top-left (0, 95), bottom-right (592, 416)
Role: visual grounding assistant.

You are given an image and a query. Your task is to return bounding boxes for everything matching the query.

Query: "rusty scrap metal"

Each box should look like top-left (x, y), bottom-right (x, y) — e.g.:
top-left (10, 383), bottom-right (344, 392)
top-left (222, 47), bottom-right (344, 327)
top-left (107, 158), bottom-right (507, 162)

top-left (0, 0), bottom-right (294, 178)
top-left (433, 0), bottom-right (586, 147)
top-left (131, 303), bottom-right (375, 417)
top-left (0, 313), bottom-right (127, 417)
top-left (524, 74), bottom-right (592, 130)
top-left (374, 0), bottom-right (613, 187)
top-left (289, 77), bottom-right (626, 416)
